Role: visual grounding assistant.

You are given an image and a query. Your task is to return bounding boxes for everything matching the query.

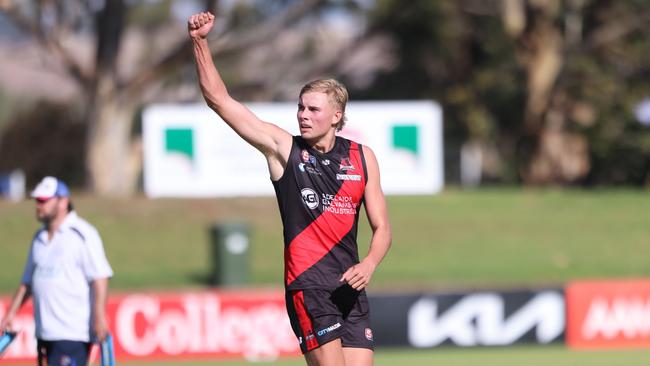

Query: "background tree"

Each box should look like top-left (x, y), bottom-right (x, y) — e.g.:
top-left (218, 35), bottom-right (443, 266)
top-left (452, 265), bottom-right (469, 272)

top-left (0, 0), bottom-right (366, 195)
top-left (356, 0), bottom-right (650, 185)
top-left (1, 0), bottom-right (649, 190)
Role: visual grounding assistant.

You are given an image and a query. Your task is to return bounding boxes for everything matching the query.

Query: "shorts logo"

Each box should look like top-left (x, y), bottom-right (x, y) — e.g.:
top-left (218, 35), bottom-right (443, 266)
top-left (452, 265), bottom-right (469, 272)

top-left (305, 330), bottom-right (315, 342)
top-left (365, 328), bottom-right (373, 341)
top-left (317, 322), bottom-right (341, 337)
top-left (301, 188), bottom-right (319, 209)
top-left (60, 355), bottom-right (72, 366)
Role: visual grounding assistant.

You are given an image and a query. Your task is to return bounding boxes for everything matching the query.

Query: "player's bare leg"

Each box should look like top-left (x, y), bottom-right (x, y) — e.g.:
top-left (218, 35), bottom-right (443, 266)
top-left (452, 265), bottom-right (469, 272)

top-left (343, 347), bottom-right (373, 366)
top-left (304, 339), bottom-right (345, 366)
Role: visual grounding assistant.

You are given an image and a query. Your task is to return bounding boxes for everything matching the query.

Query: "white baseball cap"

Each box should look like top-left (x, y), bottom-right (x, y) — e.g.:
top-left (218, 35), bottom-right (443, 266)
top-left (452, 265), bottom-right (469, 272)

top-left (30, 176), bottom-right (70, 200)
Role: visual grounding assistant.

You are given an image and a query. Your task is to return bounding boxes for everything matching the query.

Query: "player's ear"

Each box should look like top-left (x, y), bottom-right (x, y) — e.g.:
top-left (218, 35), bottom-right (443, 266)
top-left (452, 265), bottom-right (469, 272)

top-left (332, 110), bottom-right (342, 126)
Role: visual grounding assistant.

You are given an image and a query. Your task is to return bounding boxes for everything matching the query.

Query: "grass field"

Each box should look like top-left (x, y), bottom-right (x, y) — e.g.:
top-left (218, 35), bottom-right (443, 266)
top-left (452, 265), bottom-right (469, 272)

top-left (1, 188), bottom-right (648, 293)
top-left (117, 346), bottom-right (650, 366)
top-left (2, 345), bottom-right (648, 366)
top-left (1, 189), bottom-right (649, 364)
top-left (3, 346), bottom-right (650, 366)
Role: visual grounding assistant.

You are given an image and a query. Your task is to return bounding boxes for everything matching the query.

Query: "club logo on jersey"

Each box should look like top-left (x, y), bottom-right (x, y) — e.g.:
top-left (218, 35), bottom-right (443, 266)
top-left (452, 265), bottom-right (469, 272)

top-left (299, 163), bottom-right (322, 175)
top-left (339, 157), bottom-right (355, 171)
top-left (301, 150), bottom-right (310, 163)
top-left (301, 188), bottom-right (319, 209)
top-left (301, 149), bottom-right (317, 165)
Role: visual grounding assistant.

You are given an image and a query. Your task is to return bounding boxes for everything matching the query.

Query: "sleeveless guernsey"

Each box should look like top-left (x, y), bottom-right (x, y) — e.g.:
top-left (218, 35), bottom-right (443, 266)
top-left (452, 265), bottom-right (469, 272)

top-left (273, 136), bottom-right (368, 290)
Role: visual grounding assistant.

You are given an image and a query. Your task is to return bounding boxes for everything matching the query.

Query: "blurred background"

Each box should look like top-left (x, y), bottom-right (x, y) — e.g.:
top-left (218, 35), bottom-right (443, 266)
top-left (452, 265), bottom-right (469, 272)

top-left (0, 0), bottom-right (649, 191)
top-left (1, 0), bottom-right (650, 365)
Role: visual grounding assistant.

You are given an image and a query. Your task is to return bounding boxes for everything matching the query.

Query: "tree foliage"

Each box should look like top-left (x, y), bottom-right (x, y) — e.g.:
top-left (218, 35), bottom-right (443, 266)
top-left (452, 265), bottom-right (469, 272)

top-left (0, 101), bottom-right (86, 187)
top-left (1, 0), bottom-right (649, 190)
top-left (356, 0), bottom-right (650, 186)
top-left (0, 0), bottom-right (356, 195)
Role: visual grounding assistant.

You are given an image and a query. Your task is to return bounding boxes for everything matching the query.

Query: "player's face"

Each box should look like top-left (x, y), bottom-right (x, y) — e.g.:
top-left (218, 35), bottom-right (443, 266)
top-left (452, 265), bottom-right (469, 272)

top-left (35, 197), bottom-right (65, 223)
top-left (297, 92), bottom-right (341, 141)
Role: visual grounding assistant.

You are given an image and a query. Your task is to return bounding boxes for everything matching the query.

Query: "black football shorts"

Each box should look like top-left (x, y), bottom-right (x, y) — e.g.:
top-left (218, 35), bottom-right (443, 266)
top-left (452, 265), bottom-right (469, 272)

top-left (285, 284), bottom-right (374, 354)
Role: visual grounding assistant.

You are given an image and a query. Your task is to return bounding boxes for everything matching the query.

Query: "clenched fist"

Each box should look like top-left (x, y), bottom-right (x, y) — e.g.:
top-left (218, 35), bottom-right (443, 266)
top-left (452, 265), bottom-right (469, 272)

top-left (188, 12), bottom-right (215, 40)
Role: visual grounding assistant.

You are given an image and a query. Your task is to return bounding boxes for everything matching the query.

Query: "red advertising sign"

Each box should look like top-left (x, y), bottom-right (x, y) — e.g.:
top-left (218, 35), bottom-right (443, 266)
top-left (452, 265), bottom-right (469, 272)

top-left (1, 289), bottom-right (300, 363)
top-left (566, 279), bottom-right (650, 349)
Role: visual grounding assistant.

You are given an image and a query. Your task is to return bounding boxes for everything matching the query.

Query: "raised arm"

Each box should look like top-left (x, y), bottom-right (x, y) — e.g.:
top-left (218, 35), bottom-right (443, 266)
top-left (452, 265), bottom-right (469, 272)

top-left (340, 146), bottom-right (392, 290)
top-left (188, 12), bottom-right (292, 179)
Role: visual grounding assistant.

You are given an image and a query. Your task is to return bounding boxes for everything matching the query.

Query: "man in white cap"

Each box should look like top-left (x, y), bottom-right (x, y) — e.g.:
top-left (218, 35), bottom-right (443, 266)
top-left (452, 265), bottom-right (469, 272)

top-left (0, 176), bottom-right (113, 366)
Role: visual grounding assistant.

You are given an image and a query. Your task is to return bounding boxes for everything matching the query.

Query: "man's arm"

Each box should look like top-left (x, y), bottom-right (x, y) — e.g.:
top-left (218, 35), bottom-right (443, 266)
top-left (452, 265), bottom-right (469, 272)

top-left (0, 284), bottom-right (31, 332)
top-left (189, 12), bottom-right (292, 179)
top-left (340, 146), bottom-right (392, 290)
top-left (92, 278), bottom-right (110, 342)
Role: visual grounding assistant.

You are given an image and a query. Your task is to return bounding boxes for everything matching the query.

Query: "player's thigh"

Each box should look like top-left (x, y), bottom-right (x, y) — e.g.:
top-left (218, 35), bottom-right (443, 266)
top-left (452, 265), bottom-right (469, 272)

top-left (304, 338), bottom-right (345, 366)
top-left (343, 346), bottom-right (373, 366)
top-left (286, 288), bottom-right (346, 354)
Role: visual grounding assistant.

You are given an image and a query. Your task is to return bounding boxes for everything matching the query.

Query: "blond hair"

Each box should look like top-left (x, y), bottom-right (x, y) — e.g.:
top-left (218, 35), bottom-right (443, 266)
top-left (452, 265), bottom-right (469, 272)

top-left (299, 79), bottom-right (349, 131)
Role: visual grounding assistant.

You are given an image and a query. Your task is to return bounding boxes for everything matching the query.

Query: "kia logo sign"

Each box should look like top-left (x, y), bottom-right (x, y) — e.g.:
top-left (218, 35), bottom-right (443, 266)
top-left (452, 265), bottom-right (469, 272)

top-left (407, 291), bottom-right (565, 347)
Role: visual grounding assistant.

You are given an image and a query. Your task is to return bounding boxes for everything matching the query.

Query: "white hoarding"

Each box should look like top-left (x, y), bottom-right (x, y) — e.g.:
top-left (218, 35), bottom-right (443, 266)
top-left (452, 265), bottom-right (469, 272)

top-left (143, 101), bottom-right (443, 197)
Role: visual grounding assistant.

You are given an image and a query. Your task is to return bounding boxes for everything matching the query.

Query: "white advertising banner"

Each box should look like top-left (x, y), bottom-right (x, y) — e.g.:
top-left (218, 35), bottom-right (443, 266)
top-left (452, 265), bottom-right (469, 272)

top-left (143, 101), bottom-right (443, 197)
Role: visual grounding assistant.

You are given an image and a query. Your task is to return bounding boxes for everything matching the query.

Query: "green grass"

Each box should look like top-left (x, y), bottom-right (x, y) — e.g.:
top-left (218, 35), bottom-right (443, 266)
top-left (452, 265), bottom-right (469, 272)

top-left (2, 189), bottom-right (650, 365)
top-left (1, 188), bottom-right (649, 293)
top-left (88, 346), bottom-right (650, 366)
top-left (3, 346), bottom-right (649, 366)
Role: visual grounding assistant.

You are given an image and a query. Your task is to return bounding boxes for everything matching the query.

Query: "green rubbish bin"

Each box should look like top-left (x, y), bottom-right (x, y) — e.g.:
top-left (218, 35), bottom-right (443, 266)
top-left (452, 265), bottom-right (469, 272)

top-left (209, 222), bottom-right (250, 287)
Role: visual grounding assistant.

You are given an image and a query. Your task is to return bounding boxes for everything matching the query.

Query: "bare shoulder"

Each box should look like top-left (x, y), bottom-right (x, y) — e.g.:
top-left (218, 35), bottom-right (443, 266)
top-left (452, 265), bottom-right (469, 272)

top-left (361, 144), bottom-right (378, 165)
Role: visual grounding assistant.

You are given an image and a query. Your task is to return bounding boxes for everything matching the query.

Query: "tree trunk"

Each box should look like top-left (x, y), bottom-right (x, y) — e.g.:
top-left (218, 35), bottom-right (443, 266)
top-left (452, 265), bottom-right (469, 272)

top-left (84, 0), bottom-right (143, 196)
top-left (85, 74), bottom-right (142, 196)
top-left (523, 128), bottom-right (590, 185)
top-left (504, 0), bottom-right (590, 184)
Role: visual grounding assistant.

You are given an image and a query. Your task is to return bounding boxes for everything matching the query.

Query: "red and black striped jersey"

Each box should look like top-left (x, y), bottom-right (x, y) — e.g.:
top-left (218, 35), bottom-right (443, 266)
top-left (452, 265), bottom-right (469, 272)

top-left (273, 136), bottom-right (368, 290)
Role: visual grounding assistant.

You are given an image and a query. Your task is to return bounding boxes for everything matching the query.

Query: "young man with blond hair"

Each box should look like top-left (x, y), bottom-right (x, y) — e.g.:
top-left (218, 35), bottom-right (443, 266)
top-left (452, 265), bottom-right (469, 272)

top-left (189, 12), bottom-right (391, 366)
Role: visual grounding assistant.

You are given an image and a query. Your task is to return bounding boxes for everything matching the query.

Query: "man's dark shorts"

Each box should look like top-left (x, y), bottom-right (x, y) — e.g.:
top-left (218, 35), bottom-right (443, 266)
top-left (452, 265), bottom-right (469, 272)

top-left (37, 340), bottom-right (91, 366)
top-left (285, 284), bottom-right (374, 354)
